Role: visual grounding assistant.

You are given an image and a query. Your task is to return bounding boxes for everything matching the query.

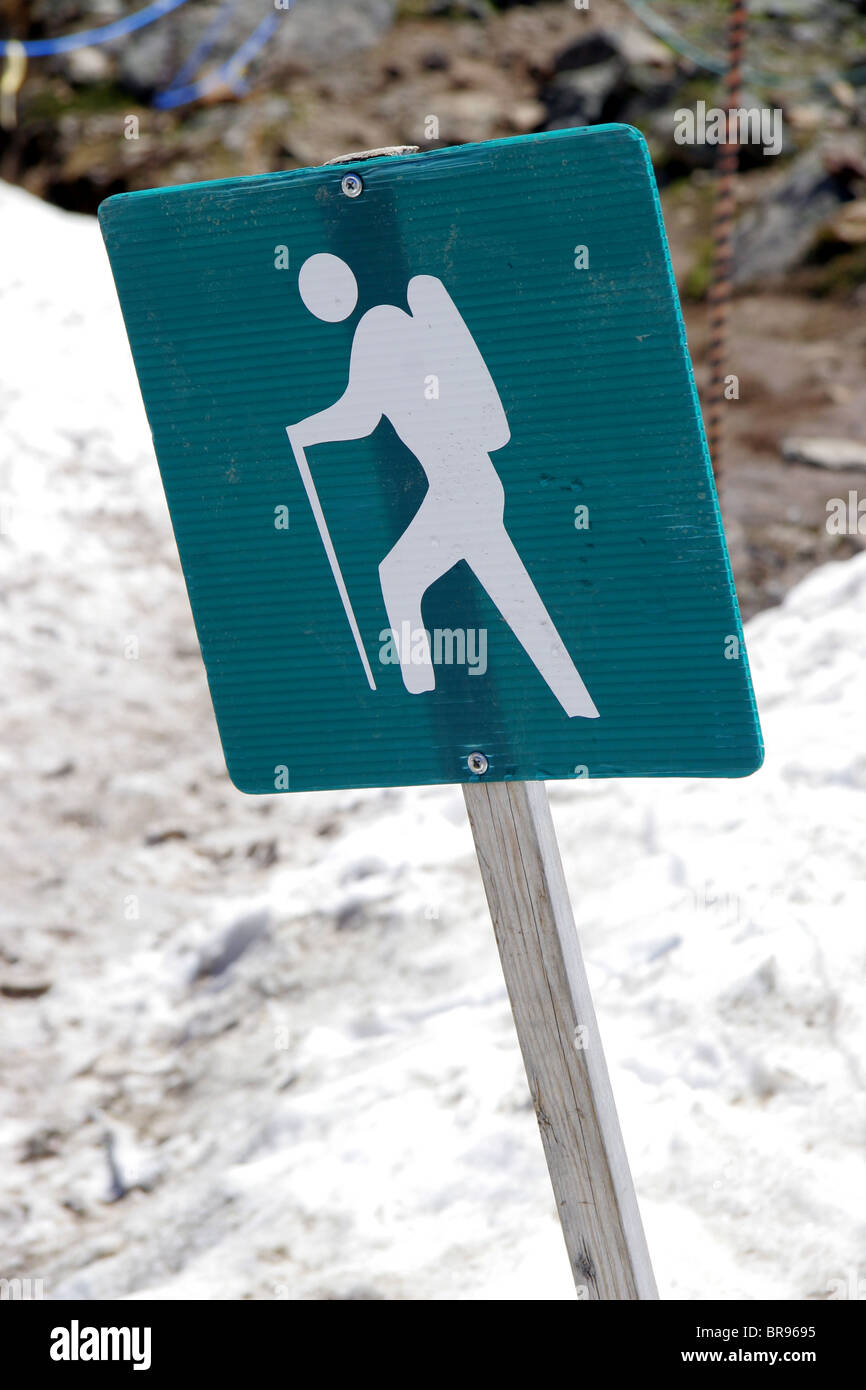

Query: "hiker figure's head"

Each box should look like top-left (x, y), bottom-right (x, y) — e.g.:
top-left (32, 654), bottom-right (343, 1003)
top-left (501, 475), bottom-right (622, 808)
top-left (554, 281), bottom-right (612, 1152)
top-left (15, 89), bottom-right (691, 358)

top-left (298, 253), bottom-right (358, 323)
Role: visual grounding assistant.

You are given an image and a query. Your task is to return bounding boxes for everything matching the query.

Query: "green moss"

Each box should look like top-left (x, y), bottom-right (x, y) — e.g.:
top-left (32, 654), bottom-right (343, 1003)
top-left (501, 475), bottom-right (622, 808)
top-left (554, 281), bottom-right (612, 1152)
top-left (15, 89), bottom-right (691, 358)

top-left (673, 74), bottom-right (722, 109)
top-left (24, 79), bottom-right (134, 125)
top-left (395, 0), bottom-right (490, 16)
top-left (22, 85), bottom-right (69, 122)
top-left (683, 235), bottom-right (715, 301)
top-left (62, 81), bottom-right (132, 115)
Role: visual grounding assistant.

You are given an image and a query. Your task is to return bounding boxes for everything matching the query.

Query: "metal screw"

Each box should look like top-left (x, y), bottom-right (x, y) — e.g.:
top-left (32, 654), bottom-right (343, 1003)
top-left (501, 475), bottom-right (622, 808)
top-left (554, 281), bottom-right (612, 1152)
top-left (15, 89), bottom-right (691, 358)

top-left (467, 751), bottom-right (488, 775)
top-left (341, 172), bottom-right (363, 199)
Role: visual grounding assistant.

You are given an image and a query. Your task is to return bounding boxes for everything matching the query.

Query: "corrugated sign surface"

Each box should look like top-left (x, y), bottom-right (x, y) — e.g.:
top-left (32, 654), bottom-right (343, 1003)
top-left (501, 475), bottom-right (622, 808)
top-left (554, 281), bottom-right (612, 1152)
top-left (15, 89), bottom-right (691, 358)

top-left (100, 125), bottom-right (763, 793)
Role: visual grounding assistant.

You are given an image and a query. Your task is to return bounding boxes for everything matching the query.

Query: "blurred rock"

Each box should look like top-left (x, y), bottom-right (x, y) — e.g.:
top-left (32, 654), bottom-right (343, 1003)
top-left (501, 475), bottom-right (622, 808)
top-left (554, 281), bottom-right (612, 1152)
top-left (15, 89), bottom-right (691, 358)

top-left (115, 21), bottom-right (175, 95)
top-left (544, 58), bottom-right (625, 128)
top-left (782, 437), bottom-right (866, 470)
top-left (424, 89), bottom-right (504, 143)
top-left (553, 26), bottom-right (671, 73)
top-left (268, 0), bottom-right (398, 69)
top-left (734, 146), bottom-right (866, 288)
top-left (553, 30), bottom-right (624, 72)
top-left (786, 103), bottom-right (837, 135)
top-left (541, 25), bottom-right (677, 134)
top-left (828, 198), bottom-right (866, 244)
top-left (421, 0), bottom-right (490, 15)
top-left (64, 47), bottom-right (114, 86)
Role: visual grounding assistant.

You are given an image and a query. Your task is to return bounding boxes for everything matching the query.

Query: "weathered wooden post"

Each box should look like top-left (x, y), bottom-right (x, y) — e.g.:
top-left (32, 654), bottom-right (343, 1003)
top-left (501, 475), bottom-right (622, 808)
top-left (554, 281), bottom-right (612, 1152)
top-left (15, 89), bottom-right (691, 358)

top-left (464, 779), bottom-right (657, 1299)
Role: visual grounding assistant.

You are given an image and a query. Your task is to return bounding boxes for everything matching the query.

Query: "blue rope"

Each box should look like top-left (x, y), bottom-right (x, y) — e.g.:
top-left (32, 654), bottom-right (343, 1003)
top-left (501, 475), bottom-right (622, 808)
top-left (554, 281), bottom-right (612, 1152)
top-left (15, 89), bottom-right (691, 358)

top-left (624, 0), bottom-right (864, 92)
top-left (156, 0), bottom-right (239, 100)
top-left (624, 0), bottom-right (727, 76)
top-left (0, 0), bottom-right (192, 57)
top-left (153, 9), bottom-right (283, 110)
top-left (1, 0), bottom-right (295, 114)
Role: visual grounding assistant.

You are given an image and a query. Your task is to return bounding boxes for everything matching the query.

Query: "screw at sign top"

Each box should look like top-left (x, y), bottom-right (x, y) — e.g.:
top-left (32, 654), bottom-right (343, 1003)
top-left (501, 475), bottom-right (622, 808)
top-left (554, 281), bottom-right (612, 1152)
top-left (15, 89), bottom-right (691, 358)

top-left (467, 752), bottom-right (489, 775)
top-left (341, 173), bottom-right (363, 199)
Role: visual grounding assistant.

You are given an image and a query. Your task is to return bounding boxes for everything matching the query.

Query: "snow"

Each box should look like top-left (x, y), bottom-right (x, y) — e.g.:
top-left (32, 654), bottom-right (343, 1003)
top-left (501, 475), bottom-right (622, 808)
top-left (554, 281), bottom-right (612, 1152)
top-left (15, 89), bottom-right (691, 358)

top-left (1, 180), bottom-right (864, 1301)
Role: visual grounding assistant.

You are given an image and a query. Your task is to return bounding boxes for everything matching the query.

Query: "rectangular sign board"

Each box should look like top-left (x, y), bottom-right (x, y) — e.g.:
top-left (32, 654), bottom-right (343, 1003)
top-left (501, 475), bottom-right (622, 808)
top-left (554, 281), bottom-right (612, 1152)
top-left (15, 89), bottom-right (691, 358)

top-left (100, 125), bottom-right (763, 793)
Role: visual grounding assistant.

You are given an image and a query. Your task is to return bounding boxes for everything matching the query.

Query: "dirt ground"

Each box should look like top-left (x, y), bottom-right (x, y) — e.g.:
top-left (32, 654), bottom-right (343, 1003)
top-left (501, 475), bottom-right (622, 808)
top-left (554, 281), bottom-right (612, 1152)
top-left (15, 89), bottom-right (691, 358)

top-left (652, 154), bottom-right (866, 621)
top-left (683, 293), bottom-right (866, 618)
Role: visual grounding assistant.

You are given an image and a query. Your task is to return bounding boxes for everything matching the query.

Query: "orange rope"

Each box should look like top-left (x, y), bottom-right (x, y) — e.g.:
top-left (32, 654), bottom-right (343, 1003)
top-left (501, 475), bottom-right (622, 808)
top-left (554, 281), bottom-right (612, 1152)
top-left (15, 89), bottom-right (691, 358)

top-left (706, 0), bottom-right (747, 483)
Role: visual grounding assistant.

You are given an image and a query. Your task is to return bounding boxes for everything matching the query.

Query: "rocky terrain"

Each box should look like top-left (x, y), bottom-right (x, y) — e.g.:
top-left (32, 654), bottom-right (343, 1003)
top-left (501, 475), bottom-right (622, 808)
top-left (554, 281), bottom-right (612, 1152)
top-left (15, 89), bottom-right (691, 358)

top-left (1, 2), bottom-right (864, 210)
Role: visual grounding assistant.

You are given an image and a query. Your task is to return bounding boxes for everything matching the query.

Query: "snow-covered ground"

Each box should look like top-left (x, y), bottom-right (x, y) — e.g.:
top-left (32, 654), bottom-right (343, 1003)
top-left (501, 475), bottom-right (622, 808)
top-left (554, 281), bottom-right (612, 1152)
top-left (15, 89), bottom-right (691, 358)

top-left (1, 180), bottom-right (864, 1301)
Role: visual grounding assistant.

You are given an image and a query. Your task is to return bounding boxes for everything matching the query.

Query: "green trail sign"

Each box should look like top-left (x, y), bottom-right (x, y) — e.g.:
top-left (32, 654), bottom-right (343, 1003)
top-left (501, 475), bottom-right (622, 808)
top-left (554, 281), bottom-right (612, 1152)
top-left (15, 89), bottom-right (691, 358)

top-left (100, 125), bottom-right (762, 794)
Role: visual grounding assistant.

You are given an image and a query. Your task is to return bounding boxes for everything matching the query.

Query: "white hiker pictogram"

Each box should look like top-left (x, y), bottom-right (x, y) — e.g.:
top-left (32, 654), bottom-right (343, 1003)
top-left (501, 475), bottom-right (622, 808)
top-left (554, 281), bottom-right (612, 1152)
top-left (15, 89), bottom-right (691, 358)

top-left (286, 252), bottom-right (599, 719)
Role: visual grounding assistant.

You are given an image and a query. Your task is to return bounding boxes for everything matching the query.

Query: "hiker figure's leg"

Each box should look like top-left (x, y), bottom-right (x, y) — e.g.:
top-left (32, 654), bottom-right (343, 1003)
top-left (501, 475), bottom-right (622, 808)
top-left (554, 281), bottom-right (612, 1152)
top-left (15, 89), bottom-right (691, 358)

top-left (379, 499), bottom-right (459, 694)
top-left (466, 527), bottom-right (599, 718)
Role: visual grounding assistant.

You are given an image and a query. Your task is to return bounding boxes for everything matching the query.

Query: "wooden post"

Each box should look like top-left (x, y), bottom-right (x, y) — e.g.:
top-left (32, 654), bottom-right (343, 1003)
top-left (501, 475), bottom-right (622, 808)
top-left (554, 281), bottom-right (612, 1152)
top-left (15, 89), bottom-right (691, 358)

top-left (463, 779), bottom-right (657, 1300)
